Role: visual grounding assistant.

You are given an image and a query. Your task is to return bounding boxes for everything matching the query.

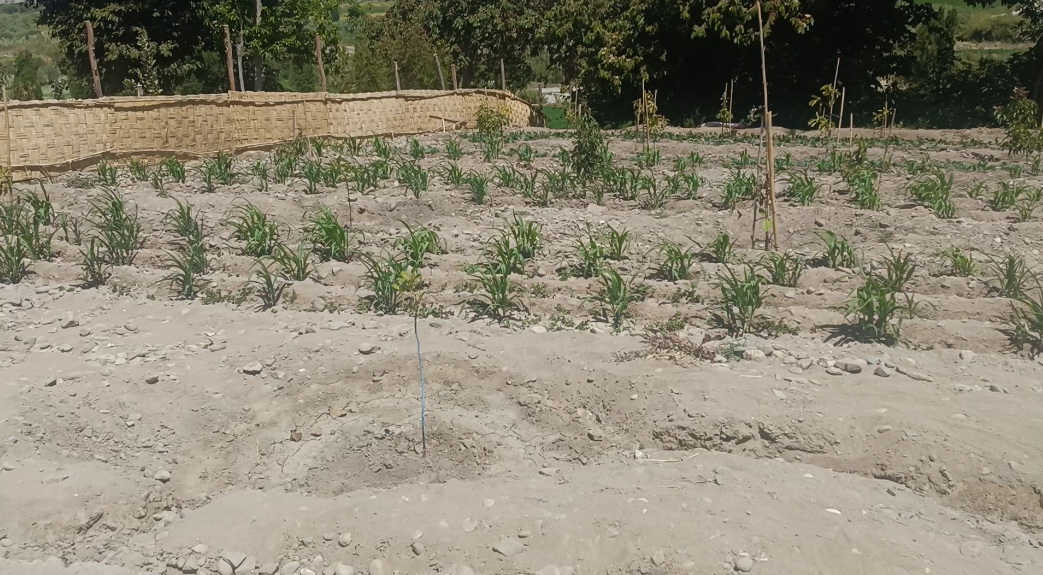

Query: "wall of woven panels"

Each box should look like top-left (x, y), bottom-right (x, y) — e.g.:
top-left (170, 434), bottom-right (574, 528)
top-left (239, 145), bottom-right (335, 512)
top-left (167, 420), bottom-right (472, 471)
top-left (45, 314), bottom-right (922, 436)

top-left (0, 89), bottom-right (536, 180)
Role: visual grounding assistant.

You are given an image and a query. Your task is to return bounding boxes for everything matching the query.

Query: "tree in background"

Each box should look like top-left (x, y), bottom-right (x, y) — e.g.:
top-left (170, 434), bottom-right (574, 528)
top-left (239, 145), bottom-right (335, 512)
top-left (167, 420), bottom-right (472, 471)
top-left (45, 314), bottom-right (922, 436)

top-left (1, 51), bottom-right (46, 101)
top-left (968, 1), bottom-right (1043, 111)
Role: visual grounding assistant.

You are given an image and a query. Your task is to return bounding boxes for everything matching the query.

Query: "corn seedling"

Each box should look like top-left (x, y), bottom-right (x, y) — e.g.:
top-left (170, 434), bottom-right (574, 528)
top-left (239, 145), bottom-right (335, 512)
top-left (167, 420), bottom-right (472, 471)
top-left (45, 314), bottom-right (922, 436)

top-left (728, 149), bottom-right (755, 169)
top-left (640, 176), bottom-right (671, 209)
top-left (699, 232), bottom-right (736, 264)
top-left (398, 162), bottom-right (430, 198)
top-left (1009, 285), bottom-right (1043, 358)
top-left (163, 198), bottom-right (204, 245)
top-left (372, 136), bottom-right (393, 161)
top-left (270, 242), bottom-right (314, 281)
top-left (408, 138), bottom-right (426, 160)
top-left (485, 232), bottom-right (526, 274)
top-left (1016, 199), bottom-right (1039, 222)
top-left (78, 237), bottom-right (109, 287)
top-left (225, 204), bottom-right (280, 257)
top-left (1005, 163), bottom-right (1025, 178)
top-left (986, 253), bottom-right (1036, 299)
top-left (163, 248), bottom-right (206, 299)
top-left (351, 163), bottom-right (380, 195)
top-left (635, 148), bottom-right (661, 168)
top-left (846, 167), bottom-right (882, 210)
top-left (149, 169), bottom-right (166, 194)
top-left (782, 169), bottom-right (821, 206)
top-left (760, 251), bottom-right (806, 287)
top-left (965, 181), bottom-right (987, 199)
top-left (609, 167), bottom-right (640, 201)
top-left (359, 253), bottom-right (416, 315)
top-left (298, 159), bottom-right (322, 195)
top-left (162, 157), bottom-right (186, 183)
top-left (878, 247), bottom-right (917, 292)
top-left (343, 136), bottom-right (364, 156)
top-left (89, 188), bottom-right (142, 266)
top-left (940, 247), bottom-right (976, 277)
top-left (604, 224), bottom-right (631, 261)
top-left (656, 242), bottom-right (696, 281)
top-left (0, 235), bottom-right (28, 284)
top-left (589, 268), bottom-right (644, 331)
top-left (249, 260), bottom-right (286, 311)
top-left (464, 172), bottom-right (491, 204)
top-left (395, 222), bottom-right (444, 269)
top-left (128, 159), bottom-right (150, 181)
top-left (513, 144), bottom-right (535, 163)
top-left (481, 138), bottom-right (503, 162)
top-left (673, 152), bottom-right (705, 171)
top-left (445, 137), bottom-right (463, 160)
top-left (495, 165), bottom-right (524, 189)
top-left (305, 207), bottom-right (356, 262)
top-left (720, 169), bottom-right (756, 209)
top-left (908, 171), bottom-right (956, 218)
top-left (506, 214), bottom-right (542, 261)
top-left (842, 275), bottom-right (920, 344)
top-left (574, 230), bottom-right (607, 278)
top-left (96, 161), bottom-right (118, 187)
top-left (250, 161), bottom-right (270, 192)
top-left (989, 181), bottom-right (1026, 211)
top-left (439, 162), bottom-right (466, 187)
top-left (816, 231), bottom-right (858, 269)
top-left (468, 265), bottom-right (524, 321)
top-left (714, 265), bottom-right (765, 335)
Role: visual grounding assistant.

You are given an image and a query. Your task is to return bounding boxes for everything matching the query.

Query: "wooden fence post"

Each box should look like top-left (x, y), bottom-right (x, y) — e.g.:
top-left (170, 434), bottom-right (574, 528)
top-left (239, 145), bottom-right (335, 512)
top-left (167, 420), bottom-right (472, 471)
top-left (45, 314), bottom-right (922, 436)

top-left (3, 86), bottom-right (11, 182)
top-left (223, 25), bottom-right (236, 92)
top-left (500, 59), bottom-right (507, 92)
top-left (394, 61), bottom-right (401, 91)
top-left (451, 65), bottom-right (458, 90)
top-left (435, 55), bottom-right (446, 90)
top-left (315, 34), bottom-right (327, 92)
top-left (85, 21), bottom-right (103, 98)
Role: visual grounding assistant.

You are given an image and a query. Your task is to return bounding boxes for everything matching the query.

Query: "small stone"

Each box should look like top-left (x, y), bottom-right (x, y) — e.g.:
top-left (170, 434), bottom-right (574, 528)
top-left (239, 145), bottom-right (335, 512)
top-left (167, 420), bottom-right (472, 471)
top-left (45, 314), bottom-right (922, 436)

top-left (358, 343), bottom-right (379, 355)
top-left (338, 532), bottom-right (352, 547)
top-left (825, 367), bottom-right (843, 376)
top-left (651, 550), bottom-right (666, 566)
top-left (874, 366), bottom-right (893, 378)
top-left (181, 558), bottom-right (199, 574)
top-left (311, 298), bottom-right (327, 312)
top-left (529, 325), bottom-right (547, 334)
top-left (334, 566), bottom-right (354, 575)
top-left (587, 429), bottom-right (604, 441)
top-left (368, 559), bottom-right (384, 575)
top-left (290, 430), bottom-right (303, 442)
top-left (876, 425), bottom-right (893, 433)
top-left (216, 561), bottom-right (234, 575)
top-left (772, 389), bottom-right (786, 400)
top-left (241, 362), bottom-right (263, 375)
top-left (280, 561), bottom-right (300, 575)
top-left (61, 317), bottom-right (79, 329)
top-left (1009, 460), bottom-right (1024, 472)
top-left (735, 556), bottom-right (754, 572)
top-left (0, 538), bottom-right (13, 548)
top-left (411, 542), bottom-right (425, 556)
top-left (896, 366), bottom-right (933, 382)
top-left (145, 375), bottom-right (160, 385)
top-left (154, 470), bottom-right (171, 483)
top-left (323, 532), bottom-right (335, 542)
top-left (258, 563), bottom-right (279, 575)
top-left (492, 538), bottom-right (526, 557)
top-left (58, 344), bottom-right (73, 353)
top-left (362, 321), bottom-right (381, 330)
top-left (959, 350), bottom-right (976, 361)
top-left (191, 544), bottom-right (209, 555)
top-left (989, 384), bottom-right (1005, 393)
top-left (1, 462), bottom-right (15, 471)
top-left (44, 377), bottom-right (58, 387)
top-left (742, 349), bottom-right (766, 361)
top-left (835, 360), bottom-right (862, 374)
top-left (539, 468), bottom-right (558, 476)
top-left (484, 498), bottom-right (496, 508)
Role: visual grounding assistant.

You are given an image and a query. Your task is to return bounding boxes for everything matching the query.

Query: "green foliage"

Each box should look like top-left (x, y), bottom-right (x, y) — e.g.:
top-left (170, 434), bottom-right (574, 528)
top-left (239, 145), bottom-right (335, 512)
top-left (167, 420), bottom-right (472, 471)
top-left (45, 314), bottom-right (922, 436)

top-left (782, 168), bottom-right (821, 206)
top-left (573, 229), bottom-right (607, 278)
top-left (1010, 285), bottom-right (1043, 358)
top-left (128, 160), bottom-right (150, 182)
top-left (468, 266), bottom-right (524, 322)
top-left (760, 251), bottom-right (806, 287)
top-left (656, 242), bottom-right (696, 282)
top-left (394, 222), bottom-right (444, 269)
top-left (604, 224), bottom-right (631, 261)
top-left (816, 231), bottom-right (858, 269)
top-left (908, 170), bottom-right (956, 218)
top-left (270, 242), bottom-right (315, 281)
top-left (841, 275), bottom-right (920, 344)
top-left (845, 166), bottom-right (882, 211)
top-left (878, 247), bottom-right (917, 292)
top-left (0, 235), bottom-right (29, 284)
top-left (714, 265), bottom-right (765, 336)
top-left (397, 162), bottom-right (430, 198)
top-left (699, 232), bottom-right (736, 264)
top-left (989, 180), bottom-right (1028, 211)
top-left (589, 268), bottom-right (644, 331)
top-left (88, 188), bottom-right (142, 266)
top-left (439, 162), bottom-right (466, 187)
top-left (720, 169), bottom-right (756, 209)
top-left (300, 159), bottom-right (323, 195)
top-left (572, 114), bottom-right (611, 182)
top-left (96, 162), bottom-right (118, 187)
top-left (225, 204), bottom-right (280, 258)
top-left (445, 137), bottom-right (464, 160)
top-left (162, 157), bottom-right (187, 183)
top-left (995, 89), bottom-right (1043, 156)
top-left (249, 260), bottom-right (286, 311)
top-left (986, 253), bottom-right (1036, 299)
top-left (507, 214), bottom-right (542, 260)
top-left (305, 207), bottom-right (356, 263)
top-left (640, 176), bottom-right (671, 209)
top-left (359, 252), bottom-right (419, 315)
top-left (78, 238), bottom-right (110, 287)
top-left (464, 172), bottom-right (491, 204)
top-left (940, 247), bottom-right (976, 277)
top-left (163, 248), bottom-right (206, 299)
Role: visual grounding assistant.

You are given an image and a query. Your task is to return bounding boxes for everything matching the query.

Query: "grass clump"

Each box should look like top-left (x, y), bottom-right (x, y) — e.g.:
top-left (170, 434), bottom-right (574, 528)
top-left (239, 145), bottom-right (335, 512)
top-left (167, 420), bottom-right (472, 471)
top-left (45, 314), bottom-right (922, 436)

top-left (359, 253), bottom-right (420, 315)
top-left (468, 265), bottom-right (525, 322)
top-left (782, 168), bottom-right (821, 206)
top-left (305, 207), bottom-right (356, 263)
top-left (573, 229), bottom-right (607, 278)
top-left (720, 169), bottom-right (756, 209)
top-left (604, 224), bottom-right (631, 261)
top-left (507, 214), bottom-right (543, 261)
top-left (699, 232), bottom-right (736, 264)
top-left (1009, 284), bottom-right (1043, 358)
top-left (464, 172), bottom-right (491, 204)
top-left (249, 260), bottom-right (286, 311)
top-left (398, 162), bottom-right (430, 198)
top-left (908, 171), bottom-right (956, 218)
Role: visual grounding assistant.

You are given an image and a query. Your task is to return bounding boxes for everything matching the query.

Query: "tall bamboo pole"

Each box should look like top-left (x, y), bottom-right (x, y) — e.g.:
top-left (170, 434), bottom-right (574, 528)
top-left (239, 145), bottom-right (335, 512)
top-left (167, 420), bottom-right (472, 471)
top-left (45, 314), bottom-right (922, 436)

top-left (223, 25), bottom-right (236, 92)
top-left (85, 21), bottom-right (103, 98)
top-left (755, 1), bottom-right (779, 250)
top-left (435, 55), bottom-right (446, 90)
top-left (315, 34), bottom-right (327, 92)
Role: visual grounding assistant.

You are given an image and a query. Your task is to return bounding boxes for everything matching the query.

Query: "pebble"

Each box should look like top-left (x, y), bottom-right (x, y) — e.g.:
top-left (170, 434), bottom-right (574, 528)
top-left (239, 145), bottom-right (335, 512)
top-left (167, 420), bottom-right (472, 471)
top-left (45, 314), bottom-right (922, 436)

top-left (0, 538), bottom-right (13, 548)
top-left (358, 343), bottom-right (379, 355)
top-left (154, 470), bottom-right (171, 483)
top-left (216, 561), bottom-right (234, 575)
top-left (877, 425), bottom-right (893, 433)
top-left (279, 561), bottom-right (300, 575)
top-left (334, 566), bottom-right (354, 575)
top-left (959, 350), bottom-right (976, 361)
top-left (896, 366), bottom-right (933, 382)
top-left (772, 389), bottom-right (786, 400)
top-left (191, 544), bottom-right (209, 555)
top-left (411, 542), bottom-right (425, 556)
top-left (989, 384), bottom-right (1006, 393)
top-left (539, 468), bottom-right (558, 476)
top-left (323, 532), bottom-right (335, 542)
top-left (874, 366), bottom-right (893, 378)
top-left (835, 359), bottom-right (862, 374)
top-left (338, 532), bottom-right (352, 547)
top-left (1, 462), bottom-right (15, 471)
top-left (368, 559), bottom-right (385, 575)
top-left (182, 558), bottom-right (199, 573)
top-left (735, 555), bottom-right (755, 572)
top-left (651, 550), bottom-right (666, 566)
top-left (1009, 460), bottom-right (1024, 472)
top-left (258, 563), bottom-right (279, 575)
top-left (825, 367), bottom-right (843, 376)
top-left (742, 349), bottom-right (766, 361)
top-left (529, 325), bottom-right (548, 334)
top-left (223, 552), bottom-right (247, 570)
top-left (44, 377), bottom-right (58, 387)
top-left (145, 375), bottom-right (160, 385)
top-left (492, 538), bottom-right (526, 557)
top-left (61, 317), bottom-right (79, 329)
top-left (241, 362), bottom-right (264, 375)
top-left (362, 321), bottom-right (381, 330)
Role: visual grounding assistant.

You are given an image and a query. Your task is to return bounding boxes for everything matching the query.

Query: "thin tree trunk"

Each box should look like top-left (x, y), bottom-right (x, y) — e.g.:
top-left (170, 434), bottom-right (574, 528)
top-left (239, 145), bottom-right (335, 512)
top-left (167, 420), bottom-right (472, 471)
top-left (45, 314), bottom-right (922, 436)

top-left (253, 0), bottom-right (264, 91)
top-left (236, 32), bottom-right (246, 96)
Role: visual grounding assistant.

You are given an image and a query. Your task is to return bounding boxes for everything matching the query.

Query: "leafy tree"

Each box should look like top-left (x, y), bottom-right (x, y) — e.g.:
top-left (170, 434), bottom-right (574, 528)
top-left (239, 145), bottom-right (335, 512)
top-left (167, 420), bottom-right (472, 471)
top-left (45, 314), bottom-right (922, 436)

top-left (339, 4), bottom-right (448, 93)
top-left (3, 51), bottom-right (45, 101)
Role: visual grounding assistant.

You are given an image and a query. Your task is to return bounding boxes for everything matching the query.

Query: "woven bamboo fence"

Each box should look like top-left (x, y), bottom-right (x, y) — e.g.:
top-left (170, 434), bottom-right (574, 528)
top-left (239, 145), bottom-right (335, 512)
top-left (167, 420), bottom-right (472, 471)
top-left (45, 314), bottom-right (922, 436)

top-left (0, 89), bottom-right (536, 181)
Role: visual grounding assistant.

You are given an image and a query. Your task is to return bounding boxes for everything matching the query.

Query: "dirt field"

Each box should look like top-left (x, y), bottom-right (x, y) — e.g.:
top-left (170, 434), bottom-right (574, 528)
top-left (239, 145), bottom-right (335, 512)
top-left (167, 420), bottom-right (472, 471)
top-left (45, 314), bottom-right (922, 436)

top-left (2, 126), bottom-right (1043, 575)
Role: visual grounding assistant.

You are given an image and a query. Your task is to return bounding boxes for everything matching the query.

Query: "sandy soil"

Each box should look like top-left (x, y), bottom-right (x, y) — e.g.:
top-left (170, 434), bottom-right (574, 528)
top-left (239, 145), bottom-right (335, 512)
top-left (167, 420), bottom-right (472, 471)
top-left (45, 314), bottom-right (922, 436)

top-left (2, 127), bottom-right (1043, 575)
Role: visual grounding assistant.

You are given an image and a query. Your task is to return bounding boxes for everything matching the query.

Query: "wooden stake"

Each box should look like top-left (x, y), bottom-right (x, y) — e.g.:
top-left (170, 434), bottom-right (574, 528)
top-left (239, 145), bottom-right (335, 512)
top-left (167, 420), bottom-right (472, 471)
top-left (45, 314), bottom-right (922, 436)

top-left (850, 113), bottom-right (854, 143)
top-left (135, 84), bottom-right (143, 97)
top-left (836, 87), bottom-right (846, 145)
top-left (223, 25), bottom-right (236, 92)
top-left (500, 58), bottom-right (507, 92)
top-left (394, 61), bottom-right (401, 91)
top-left (85, 21), bottom-right (103, 98)
top-left (641, 77), bottom-right (649, 152)
top-left (315, 34), bottom-right (327, 92)
top-left (435, 55), bottom-right (446, 90)
top-left (755, 1), bottom-right (779, 251)
top-left (451, 64), bottom-right (458, 90)
top-left (3, 86), bottom-right (11, 182)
